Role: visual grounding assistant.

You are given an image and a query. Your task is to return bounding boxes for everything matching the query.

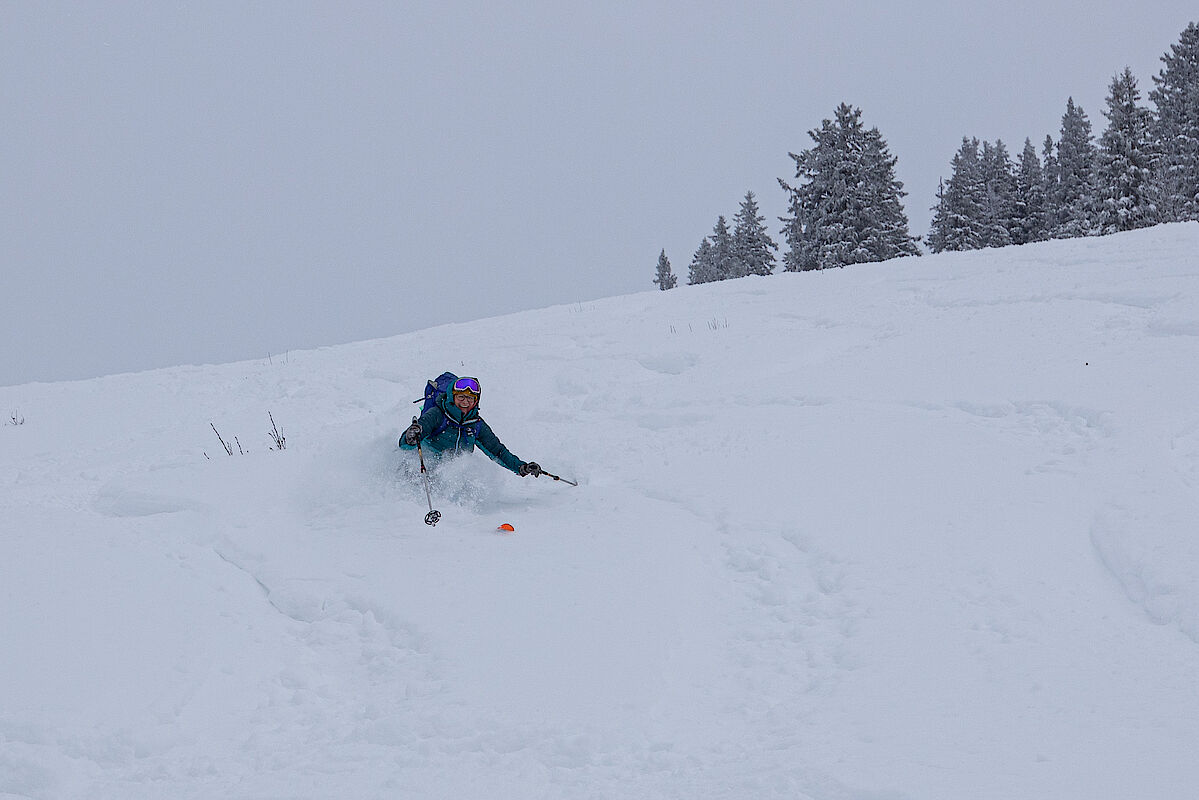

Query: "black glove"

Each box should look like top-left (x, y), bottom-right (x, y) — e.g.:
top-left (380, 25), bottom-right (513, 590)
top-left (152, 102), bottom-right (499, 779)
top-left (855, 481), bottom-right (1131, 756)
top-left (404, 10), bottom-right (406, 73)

top-left (402, 422), bottom-right (423, 446)
top-left (518, 461), bottom-right (542, 477)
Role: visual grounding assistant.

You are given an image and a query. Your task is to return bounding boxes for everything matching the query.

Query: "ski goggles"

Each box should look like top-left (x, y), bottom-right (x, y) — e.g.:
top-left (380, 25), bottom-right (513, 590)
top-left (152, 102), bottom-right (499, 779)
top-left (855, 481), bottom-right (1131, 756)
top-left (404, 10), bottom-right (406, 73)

top-left (452, 377), bottom-right (481, 396)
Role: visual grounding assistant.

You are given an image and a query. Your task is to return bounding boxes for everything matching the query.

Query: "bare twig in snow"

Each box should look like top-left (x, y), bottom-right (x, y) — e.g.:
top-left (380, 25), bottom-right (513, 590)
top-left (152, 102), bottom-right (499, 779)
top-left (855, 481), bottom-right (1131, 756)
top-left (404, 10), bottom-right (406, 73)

top-left (268, 412), bottom-right (286, 450)
top-left (211, 423), bottom-right (234, 456)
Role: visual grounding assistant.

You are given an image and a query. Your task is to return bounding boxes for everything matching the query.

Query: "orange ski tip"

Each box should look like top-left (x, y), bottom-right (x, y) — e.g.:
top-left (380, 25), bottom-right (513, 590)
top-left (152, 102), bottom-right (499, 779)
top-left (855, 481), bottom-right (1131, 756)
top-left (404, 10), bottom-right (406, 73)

top-left (497, 523), bottom-right (515, 532)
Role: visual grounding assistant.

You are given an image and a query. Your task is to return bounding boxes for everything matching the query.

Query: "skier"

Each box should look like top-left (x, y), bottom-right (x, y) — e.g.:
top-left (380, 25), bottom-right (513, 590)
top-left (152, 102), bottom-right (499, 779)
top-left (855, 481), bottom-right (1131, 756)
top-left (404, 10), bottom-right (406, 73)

top-left (399, 375), bottom-right (541, 477)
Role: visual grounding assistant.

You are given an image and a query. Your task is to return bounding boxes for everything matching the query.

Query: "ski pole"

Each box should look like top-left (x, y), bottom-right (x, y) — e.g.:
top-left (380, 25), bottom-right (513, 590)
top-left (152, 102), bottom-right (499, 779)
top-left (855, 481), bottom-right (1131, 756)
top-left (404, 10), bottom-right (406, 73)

top-left (537, 468), bottom-right (578, 486)
top-left (416, 437), bottom-right (441, 526)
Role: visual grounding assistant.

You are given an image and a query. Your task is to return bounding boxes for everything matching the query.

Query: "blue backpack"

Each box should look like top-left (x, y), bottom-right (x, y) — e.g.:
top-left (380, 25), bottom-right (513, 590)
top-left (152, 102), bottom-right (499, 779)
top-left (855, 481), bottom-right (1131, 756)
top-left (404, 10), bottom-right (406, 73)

top-left (413, 372), bottom-right (479, 440)
top-left (418, 372), bottom-right (459, 415)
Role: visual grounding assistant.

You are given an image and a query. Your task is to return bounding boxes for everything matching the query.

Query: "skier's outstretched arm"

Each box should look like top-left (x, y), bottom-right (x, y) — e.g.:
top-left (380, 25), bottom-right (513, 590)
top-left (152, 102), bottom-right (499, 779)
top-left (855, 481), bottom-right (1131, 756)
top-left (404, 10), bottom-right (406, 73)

top-left (475, 420), bottom-right (527, 474)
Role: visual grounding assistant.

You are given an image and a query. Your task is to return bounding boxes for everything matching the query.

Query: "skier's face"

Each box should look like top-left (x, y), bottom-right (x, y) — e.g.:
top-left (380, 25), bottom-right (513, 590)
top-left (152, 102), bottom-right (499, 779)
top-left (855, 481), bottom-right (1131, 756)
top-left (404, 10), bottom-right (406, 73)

top-left (453, 392), bottom-right (478, 411)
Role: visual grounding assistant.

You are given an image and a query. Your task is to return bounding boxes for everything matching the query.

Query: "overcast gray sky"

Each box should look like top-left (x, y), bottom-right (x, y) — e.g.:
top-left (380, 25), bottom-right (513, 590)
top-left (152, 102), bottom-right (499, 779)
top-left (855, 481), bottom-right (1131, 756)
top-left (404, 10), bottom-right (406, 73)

top-left (3, 2), bottom-right (1195, 386)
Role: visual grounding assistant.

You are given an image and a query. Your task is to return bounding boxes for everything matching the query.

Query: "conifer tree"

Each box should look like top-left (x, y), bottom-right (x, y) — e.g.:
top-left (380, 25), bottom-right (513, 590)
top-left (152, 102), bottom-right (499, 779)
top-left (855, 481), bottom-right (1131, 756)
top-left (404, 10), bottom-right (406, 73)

top-left (652, 249), bottom-right (677, 290)
top-left (927, 179), bottom-right (951, 254)
top-left (688, 216), bottom-right (739, 284)
top-left (1050, 98), bottom-right (1100, 238)
top-left (687, 238), bottom-right (718, 285)
top-left (708, 216), bottom-right (737, 280)
top-left (980, 139), bottom-right (1016, 247)
top-left (1098, 67), bottom-right (1159, 232)
top-left (1041, 134), bottom-right (1061, 228)
top-left (1011, 138), bottom-right (1049, 244)
top-left (928, 137), bottom-right (987, 252)
top-left (731, 191), bottom-right (778, 276)
top-left (779, 103), bottom-right (920, 270)
top-left (1149, 22), bottom-right (1199, 222)
top-left (778, 175), bottom-right (819, 271)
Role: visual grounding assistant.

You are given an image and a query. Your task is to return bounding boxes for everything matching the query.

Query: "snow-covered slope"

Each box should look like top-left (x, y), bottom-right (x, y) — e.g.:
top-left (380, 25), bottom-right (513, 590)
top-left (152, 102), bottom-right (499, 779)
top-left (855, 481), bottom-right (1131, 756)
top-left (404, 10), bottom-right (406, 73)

top-left (3, 224), bottom-right (1198, 800)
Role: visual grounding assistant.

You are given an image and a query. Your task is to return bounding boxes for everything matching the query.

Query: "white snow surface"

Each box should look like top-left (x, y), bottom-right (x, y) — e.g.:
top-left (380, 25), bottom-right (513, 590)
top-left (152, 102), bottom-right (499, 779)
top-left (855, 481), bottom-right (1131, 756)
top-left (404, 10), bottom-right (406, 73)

top-left (3, 224), bottom-right (1199, 799)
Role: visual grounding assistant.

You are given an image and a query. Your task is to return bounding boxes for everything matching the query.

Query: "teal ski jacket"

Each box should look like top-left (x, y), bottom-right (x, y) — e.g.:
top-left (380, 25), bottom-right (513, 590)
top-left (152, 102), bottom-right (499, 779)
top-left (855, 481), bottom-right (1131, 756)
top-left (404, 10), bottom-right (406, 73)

top-left (400, 390), bottom-right (525, 474)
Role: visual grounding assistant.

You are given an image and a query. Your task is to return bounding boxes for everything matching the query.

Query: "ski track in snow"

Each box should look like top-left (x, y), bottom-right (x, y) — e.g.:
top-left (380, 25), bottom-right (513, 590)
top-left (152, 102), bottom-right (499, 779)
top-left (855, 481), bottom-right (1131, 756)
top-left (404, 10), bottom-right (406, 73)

top-left (3, 224), bottom-right (1199, 799)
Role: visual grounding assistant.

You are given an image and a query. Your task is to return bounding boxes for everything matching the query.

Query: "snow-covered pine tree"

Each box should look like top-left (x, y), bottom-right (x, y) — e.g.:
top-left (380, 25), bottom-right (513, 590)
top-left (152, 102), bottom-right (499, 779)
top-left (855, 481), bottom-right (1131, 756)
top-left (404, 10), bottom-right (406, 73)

top-left (980, 140), bottom-right (1016, 248)
top-left (1098, 67), bottom-right (1159, 233)
top-left (653, 249), bottom-right (678, 290)
top-left (688, 216), bottom-right (739, 283)
top-left (928, 137), bottom-right (987, 253)
top-left (687, 238), bottom-right (718, 285)
top-left (1149, 22), bottom-right (1199, 222)
top-left (778, 173), bottom-right (818, 271)
top-left (731, 191), bottom-right (778, 276)
top-left (1041, 134), bottom-right (1061, 230)
top-left (709, 216), bottom-right (737, 280)
top-left (779, 103), bottom-right (920, 270)
top-left (1051, 98), bottom-right (1100, 238)
top-left (927, 179), bottom-right (951, 253)
top-left (1011, 138), bottom-right (1050, 244)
